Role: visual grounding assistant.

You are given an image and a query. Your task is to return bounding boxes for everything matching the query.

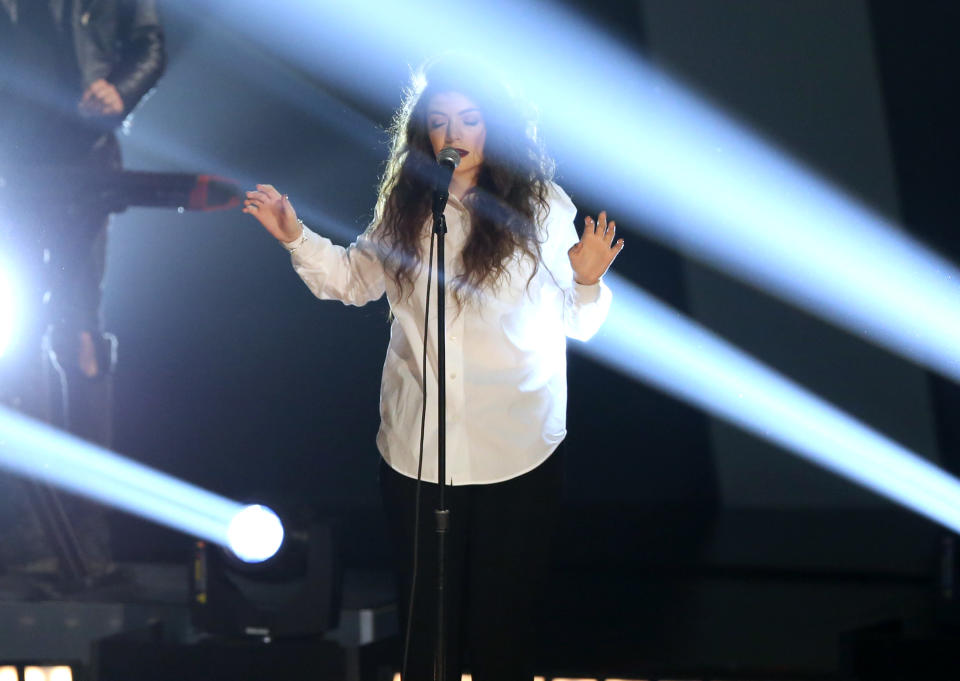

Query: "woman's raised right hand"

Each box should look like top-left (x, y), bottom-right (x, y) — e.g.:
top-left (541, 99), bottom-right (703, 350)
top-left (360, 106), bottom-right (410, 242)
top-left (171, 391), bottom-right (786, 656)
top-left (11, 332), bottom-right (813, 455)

top-left (243, 184), bottom-right (303, 243)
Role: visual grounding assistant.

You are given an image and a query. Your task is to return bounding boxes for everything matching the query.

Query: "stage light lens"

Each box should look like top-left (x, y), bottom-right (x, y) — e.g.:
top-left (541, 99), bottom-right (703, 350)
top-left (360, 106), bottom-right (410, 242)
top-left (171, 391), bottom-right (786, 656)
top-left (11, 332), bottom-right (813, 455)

top-left (227, 504), bottom-right (285, 563)
top-left (0, 666), bottom-right (19, 681)
top-left (0, 266), bottom-right (16, 359)
top-left (47, 668), bottom-right (72, 681)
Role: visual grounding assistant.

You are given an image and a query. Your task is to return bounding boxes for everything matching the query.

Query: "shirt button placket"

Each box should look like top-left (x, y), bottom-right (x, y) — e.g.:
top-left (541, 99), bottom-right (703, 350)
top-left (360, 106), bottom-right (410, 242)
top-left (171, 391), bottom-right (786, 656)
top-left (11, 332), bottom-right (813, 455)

top-left (448, 314), bottom-right (466, 484)
top-left (445, 200), bottom-right (468, 485)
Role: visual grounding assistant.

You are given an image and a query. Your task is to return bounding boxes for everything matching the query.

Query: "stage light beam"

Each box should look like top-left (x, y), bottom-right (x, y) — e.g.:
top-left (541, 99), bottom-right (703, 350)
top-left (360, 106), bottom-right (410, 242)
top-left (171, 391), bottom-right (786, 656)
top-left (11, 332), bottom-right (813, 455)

top-left (121, 0), bottom-right (960, 555)
top-left (0, 406), bottom-right (283, 563)
top-left (188, 0), bottom-right (960, 384)
top-left (578, 274), bottom-right (960, 534)
top-left (0, 265), bottom-right (17, 359)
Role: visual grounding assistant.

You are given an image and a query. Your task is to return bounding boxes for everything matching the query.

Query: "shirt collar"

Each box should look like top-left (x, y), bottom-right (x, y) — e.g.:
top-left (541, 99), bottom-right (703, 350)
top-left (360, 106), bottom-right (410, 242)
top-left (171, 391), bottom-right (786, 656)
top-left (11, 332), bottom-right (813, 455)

top-left (447, 192), bottom-right (469, 213)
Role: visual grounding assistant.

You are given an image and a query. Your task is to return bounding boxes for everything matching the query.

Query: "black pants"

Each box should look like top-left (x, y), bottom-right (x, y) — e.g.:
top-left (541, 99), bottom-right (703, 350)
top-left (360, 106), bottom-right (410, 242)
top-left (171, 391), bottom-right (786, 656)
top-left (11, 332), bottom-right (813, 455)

top-left (379, 449), bottom-right (563, 681)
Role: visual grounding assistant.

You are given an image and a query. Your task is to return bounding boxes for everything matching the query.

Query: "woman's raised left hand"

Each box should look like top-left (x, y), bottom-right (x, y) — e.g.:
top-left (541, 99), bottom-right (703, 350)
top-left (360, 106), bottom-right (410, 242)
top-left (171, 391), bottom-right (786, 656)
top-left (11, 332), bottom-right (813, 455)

top-left (568, 211), bottom-right (625, 285)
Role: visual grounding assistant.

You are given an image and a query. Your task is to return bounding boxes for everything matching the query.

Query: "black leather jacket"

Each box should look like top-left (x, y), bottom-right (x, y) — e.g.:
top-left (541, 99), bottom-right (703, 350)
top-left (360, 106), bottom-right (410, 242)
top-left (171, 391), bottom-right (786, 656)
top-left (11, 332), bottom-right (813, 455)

top-left (0, 0), bottom-right (165, 120)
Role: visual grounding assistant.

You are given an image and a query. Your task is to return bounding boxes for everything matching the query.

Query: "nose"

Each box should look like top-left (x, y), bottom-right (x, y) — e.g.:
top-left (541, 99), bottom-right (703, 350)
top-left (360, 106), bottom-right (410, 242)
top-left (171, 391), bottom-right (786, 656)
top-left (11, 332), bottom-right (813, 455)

top-left (444, 120), bottom-right (461, 143)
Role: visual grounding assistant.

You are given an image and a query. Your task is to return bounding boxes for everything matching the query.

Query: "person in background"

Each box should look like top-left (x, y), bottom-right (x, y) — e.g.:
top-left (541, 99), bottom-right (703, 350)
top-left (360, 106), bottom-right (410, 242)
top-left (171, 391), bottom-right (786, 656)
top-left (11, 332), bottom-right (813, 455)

top-left (0, 0), bottom-right (165, 578)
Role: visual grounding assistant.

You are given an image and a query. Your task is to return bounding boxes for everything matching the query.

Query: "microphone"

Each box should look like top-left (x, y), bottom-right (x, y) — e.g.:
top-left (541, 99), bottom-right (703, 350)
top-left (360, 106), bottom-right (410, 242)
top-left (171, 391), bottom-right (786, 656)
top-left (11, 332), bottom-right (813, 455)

top-left (433, 147), bottom-right (461, 218)
top-left (435, 147), bottom-right (461, 193)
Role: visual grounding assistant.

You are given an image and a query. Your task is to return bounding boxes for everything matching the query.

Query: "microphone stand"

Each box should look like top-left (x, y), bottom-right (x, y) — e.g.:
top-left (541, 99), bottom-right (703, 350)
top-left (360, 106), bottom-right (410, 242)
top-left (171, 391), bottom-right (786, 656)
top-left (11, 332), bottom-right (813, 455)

top-left (431, 182), bottom-right (450, 681)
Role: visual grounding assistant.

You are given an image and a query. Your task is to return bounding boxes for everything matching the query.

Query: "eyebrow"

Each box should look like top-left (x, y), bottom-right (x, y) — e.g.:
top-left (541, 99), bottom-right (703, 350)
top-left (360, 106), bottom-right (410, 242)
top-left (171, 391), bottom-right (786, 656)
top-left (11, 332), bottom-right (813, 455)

top-left (427, 108), bottom-right (482, 116)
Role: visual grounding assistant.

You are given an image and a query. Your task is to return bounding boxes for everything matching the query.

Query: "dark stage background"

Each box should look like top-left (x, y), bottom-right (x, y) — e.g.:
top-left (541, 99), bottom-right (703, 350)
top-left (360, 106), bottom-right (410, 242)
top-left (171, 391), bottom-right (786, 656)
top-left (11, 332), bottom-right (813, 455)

top-left (10, 0), bottom-right (956, 675)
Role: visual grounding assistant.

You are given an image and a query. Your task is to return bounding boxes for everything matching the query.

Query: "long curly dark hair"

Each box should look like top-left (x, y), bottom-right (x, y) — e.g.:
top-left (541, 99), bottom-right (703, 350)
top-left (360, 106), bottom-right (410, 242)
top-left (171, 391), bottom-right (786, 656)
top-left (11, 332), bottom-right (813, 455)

top-left (370, 55), bottom-right (555, 306)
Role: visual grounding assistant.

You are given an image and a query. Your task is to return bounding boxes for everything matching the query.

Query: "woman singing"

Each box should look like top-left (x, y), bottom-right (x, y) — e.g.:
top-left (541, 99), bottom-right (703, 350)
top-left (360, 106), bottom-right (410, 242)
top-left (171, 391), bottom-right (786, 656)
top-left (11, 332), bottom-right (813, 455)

top-left (243, 55), bottom-right (623, 681)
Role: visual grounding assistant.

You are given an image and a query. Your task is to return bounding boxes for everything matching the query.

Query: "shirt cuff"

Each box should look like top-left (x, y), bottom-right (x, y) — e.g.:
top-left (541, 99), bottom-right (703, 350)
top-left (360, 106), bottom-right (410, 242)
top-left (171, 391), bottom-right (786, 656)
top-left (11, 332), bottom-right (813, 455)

top-left (281, 225), bottom-right (307, 252)
top-left (572, 279), bottom-right (603, 304)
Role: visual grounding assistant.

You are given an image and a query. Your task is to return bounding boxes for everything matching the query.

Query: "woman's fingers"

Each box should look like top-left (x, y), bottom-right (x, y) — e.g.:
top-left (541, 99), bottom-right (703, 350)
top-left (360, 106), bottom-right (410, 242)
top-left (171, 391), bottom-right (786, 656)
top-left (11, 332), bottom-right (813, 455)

top-left (583, 212), bottom-right (615, 241)
top-left (243, 187), bottom-right (279, 226)
top-left (246, 187), bottom-right (285, 206)
top-left (245, 189), bottom-right (270, 203)
top-left (258, 184), bottom-right (283, 201)
top-left (569, 209), bottom-right (625, 280)
top-left (282, 194), bottom-right (297, 218)
top-left (608, 238), bottom-right (625, 265)
top-left (243, 185), bottom-right (302, 243)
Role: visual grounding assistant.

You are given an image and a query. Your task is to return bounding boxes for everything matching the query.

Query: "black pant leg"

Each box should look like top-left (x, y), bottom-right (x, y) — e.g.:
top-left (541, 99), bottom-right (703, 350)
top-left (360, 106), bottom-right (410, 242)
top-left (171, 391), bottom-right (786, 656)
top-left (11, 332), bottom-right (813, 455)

top-left (379, 459), bottom-right (470, 681)
top-left (465, 451), bottom-right (564, 681)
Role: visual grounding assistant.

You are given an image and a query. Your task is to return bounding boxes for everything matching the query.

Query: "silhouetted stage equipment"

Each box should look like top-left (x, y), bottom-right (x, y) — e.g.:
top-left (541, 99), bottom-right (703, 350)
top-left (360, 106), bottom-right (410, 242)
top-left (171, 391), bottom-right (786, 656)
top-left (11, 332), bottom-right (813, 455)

top-left (191, 519), bottom-right (342, 640)
top-left (0, 169), bottom-right (242, 213)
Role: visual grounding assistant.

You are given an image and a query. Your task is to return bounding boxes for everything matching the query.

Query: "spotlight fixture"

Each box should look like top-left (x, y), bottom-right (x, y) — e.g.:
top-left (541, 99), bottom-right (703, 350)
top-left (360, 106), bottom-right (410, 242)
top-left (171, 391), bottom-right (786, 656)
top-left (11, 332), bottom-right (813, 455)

top-left (191, 518), bottom-right (341, 639)
top-left (227, 504), bottom-right (285, 563)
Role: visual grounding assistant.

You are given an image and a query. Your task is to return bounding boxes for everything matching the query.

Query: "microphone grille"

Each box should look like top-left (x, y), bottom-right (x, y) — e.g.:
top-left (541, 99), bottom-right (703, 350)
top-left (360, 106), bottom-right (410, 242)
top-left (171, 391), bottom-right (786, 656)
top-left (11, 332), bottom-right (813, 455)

top-left (437, 147), bottom-right (461, 169)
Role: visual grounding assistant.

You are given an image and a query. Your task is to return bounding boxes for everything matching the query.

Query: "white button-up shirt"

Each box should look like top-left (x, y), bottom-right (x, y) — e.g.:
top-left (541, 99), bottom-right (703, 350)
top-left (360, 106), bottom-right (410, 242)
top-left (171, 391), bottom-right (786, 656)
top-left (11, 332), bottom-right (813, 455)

top-left (284, 182), bottom-right (612, 485)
